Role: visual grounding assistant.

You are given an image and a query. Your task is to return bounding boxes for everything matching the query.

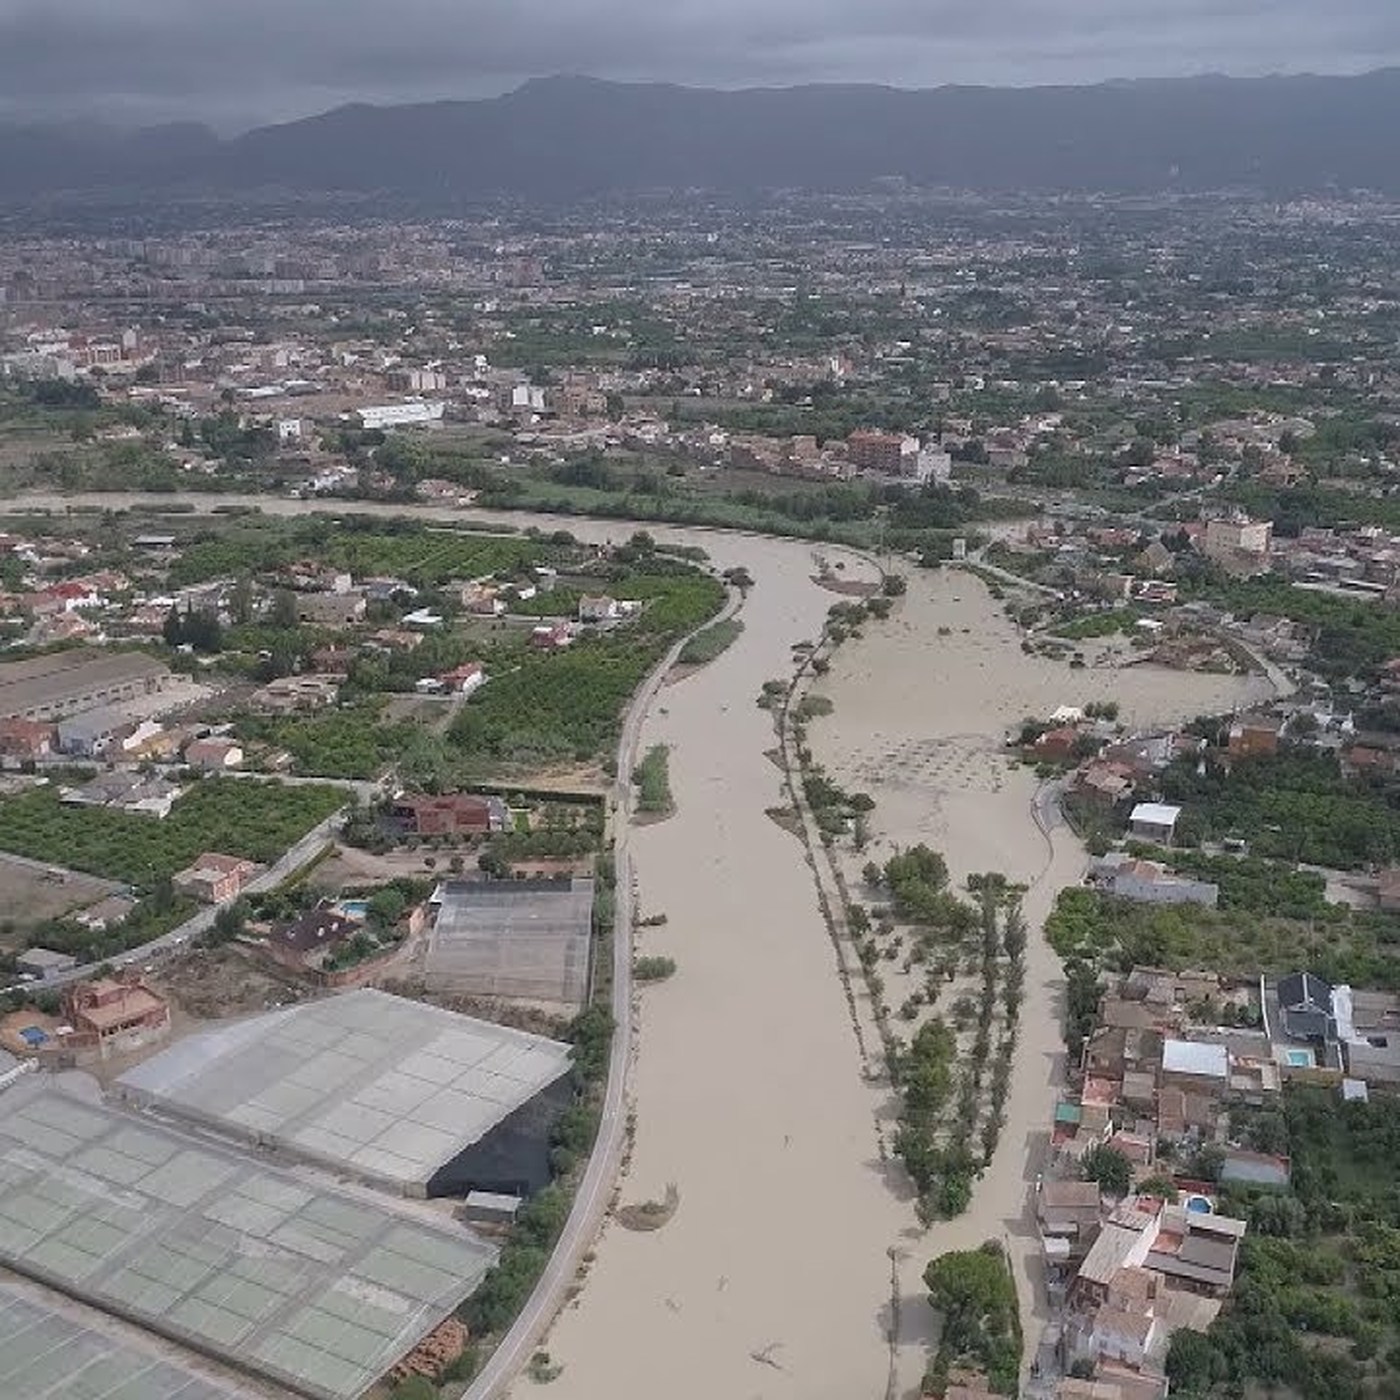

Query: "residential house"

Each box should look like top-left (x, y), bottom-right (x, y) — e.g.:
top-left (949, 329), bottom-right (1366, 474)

top-left (1074, 1203), bottom-right (1161, 1306)
top-left (1076, 760), bottom-right (1136, 808)
top-left (1128, 803), bottom-right (1181, 844)
top-left (1202, 516), bottom-right (1273, 575)
top-left (1125, 967), bottom-right (1222, 1018)
top-left (310, 645), bottom-right (355, 673)
top-left (262, 902), bottom-right (363, 974)
top-left (173, 852), bottom-right (260, 904)
top-left (1088, 854), bottom-right (1218, 908)
top-left (1121, 1069), bottom-right (1157, 1114)
top-left (1056, 1380), bottom-right (1152, 1400)
top-left (1084, 1023), bottom-right (1163, 1084)
top-left (63, 771), bottom-right (183, 818)
top-left (461, 584), bottom-right (505, 617)
top-left (63, 977), bottom-right (171, 1061)
top-left (120, 719), bottom-right (178, 760)
top-left (1160, 1040), bottom-right (1230, 1097)
top-left (1343, 1035), bottom-right (1400, 1086)
top-left (184, 737), bottom-right (244, 770)
top-left (438, 662), bottom-right (486, 696)
top-left (390, 792), bottom-right (509, 838)
top-left (944, 1373), bottom-right (997, 1400)
top-left (1064, 1266), bottom-right (1218, 1398)
top-left (1142, 1205), bottom-right (1245, 1297)
top-left (1035, 726), bottom-right (1082, 763)
top-left (577, 595), bottom-right (620, 623)
top-left (1075, 1307), bottom-right (1157, 1372)
top-left (1227, 718), bottom-right (1282, 758)
top-left (363, 578), bottom-right (418, 605)
top-left (295, 592), bottom-right (366, 626)
top-left (0, 717), bottom-right (54, 760)
top-left (1039, 1180), bottom-right (1103, 1258)
top-left (1101, 733), bottom-right (1190, 779)
top-left (530, 622), bottom-right (573, 651)
top-left (1344, 744), bottom-right (1398, 780)
top-left (251, 674), bottom-right (343, 713)
top-left (62, 770), bottom-right (183, 818)
top-left (1276, 971), bottom-right (1336, 1042)
top-left (1155, 1087), bottom-right (1218, 1143)
top-left (1228, 1042), bottom-right (1283, 1102)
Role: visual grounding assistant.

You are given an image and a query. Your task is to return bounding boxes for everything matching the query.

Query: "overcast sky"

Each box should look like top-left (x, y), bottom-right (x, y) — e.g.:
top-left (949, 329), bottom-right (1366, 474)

top-left (1, 0), bottom-right (1398, 130)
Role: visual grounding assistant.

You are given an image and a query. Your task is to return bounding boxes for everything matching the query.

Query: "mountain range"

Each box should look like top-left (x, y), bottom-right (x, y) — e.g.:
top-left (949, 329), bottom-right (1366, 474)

top-left (4, 70), bottom-right (1400, 203)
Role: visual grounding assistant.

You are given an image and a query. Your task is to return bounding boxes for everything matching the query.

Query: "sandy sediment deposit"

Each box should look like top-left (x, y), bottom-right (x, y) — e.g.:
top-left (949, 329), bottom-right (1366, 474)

top-left (803, 564), bottom-right (1265, 1383)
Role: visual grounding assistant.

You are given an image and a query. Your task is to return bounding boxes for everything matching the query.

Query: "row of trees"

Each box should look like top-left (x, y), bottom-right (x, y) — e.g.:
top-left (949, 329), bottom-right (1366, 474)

top-left (874, 852), bottom-right (1025, 1221)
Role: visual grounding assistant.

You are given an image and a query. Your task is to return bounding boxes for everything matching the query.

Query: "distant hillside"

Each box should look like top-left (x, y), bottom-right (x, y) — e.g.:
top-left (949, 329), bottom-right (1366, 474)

top-left (5, 70), bottom-right (1400, 202)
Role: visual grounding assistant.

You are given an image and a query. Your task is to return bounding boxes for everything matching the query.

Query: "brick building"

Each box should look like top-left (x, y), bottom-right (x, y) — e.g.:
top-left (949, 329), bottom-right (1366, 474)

top-left (63, 977), bottom-right (170, 1061)
top-left (391, 792), bottom-right (509, 838)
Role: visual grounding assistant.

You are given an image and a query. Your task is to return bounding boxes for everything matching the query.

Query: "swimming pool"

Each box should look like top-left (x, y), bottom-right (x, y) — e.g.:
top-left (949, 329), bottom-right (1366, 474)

top-left (1284, 1047), bottom-right (1315, 1068)
top-left (337, 899), bottom-right (370, 919)
top-left (1185, 1194), bottom-right (1214, 1214)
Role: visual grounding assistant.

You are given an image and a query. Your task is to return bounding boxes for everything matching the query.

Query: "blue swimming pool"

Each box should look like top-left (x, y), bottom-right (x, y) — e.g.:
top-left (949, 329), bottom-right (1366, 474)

top-left (1284, 1047), bottom-right (1315, 1068)
top-left (337, 899), bottom-right (370, 919)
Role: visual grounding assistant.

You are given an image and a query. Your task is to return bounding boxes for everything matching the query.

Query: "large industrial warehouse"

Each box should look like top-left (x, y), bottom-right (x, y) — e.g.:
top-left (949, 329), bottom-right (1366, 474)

top-left (0, 1078), bottom-right (497, 1400)
top-left (118, 988), bottom-right (574, 1197)
top-left (428, 876), bottom-right (595, 1009)
top-left (0, 649), bottom-right (170, 721)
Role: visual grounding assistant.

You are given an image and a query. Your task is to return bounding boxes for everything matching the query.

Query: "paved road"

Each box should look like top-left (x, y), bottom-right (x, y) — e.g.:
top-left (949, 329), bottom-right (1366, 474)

top-left (461, 585), bottom-right (742, 1400)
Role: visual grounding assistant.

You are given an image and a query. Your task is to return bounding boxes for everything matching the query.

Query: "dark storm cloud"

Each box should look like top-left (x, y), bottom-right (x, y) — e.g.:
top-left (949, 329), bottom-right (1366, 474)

top-left (0, 0), bottom-right (1398, 128)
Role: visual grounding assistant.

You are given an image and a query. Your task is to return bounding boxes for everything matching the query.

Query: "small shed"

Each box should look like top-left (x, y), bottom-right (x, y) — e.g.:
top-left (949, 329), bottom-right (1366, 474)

top-left (463, 1190), bottom-right (523, 1227)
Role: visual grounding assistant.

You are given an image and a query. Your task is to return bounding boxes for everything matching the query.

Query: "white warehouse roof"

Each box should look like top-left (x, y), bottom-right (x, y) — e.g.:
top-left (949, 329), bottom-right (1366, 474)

top-left (1162, 1038), bottom-right (1229, 1080)
top-left (1130, 802), bottom-right (1182, 827)
top-left (117, 988), bottom-right (572, 1193)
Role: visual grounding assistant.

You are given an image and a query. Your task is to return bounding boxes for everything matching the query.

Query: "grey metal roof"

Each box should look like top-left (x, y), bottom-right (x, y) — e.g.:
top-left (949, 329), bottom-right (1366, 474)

top-left (427, 877), bottom-right (594, 1007)
top-left (1161, 1038), bottom-right (1228, 1079)
top-left (0, 1278), bottom-right (258, 1400)
top-left (0, 1078), bottom-right (496, 1400)
top-left (118, 988), bottom-right (572, 1191)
